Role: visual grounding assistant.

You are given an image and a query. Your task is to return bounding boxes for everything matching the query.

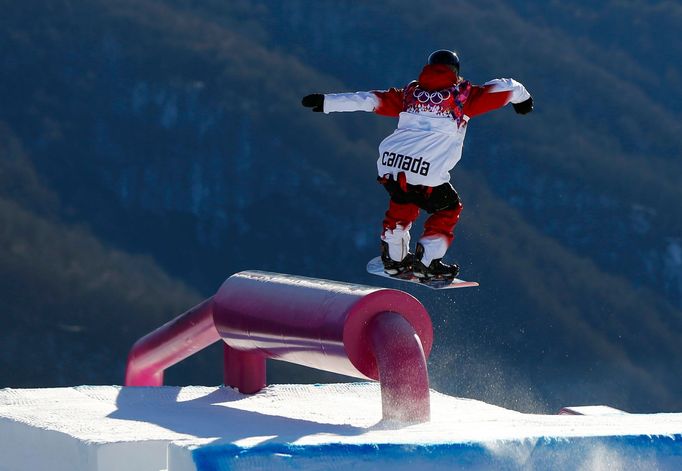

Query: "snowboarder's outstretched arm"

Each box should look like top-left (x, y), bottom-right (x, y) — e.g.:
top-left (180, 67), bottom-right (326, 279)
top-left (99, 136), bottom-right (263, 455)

top-left (302, 79), bottom-right (533, 117)
top-left (464, 78), bottom-right (533, 117)
top-left (302, 88), bottom-right (404, 117)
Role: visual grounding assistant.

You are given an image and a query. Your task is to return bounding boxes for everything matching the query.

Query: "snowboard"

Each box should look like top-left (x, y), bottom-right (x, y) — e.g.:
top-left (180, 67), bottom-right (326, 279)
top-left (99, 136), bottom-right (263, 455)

top-left (366, 256), bottom-right (479, 290)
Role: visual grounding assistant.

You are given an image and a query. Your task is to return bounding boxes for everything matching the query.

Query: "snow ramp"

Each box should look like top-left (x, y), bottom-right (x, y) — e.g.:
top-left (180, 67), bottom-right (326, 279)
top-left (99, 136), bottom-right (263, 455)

top-left (0, 384), bottom-right (681, 470)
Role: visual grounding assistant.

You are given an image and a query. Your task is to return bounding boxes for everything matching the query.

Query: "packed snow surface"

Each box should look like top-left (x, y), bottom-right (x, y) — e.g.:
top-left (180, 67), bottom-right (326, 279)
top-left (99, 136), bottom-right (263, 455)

top-left (0, 383), bottom-right (681, 470)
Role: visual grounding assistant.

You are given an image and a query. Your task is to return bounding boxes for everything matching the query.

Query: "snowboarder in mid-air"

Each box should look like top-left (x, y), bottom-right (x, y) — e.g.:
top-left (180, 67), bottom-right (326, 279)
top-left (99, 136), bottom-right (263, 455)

top-left (302, 49), bottom-right (533, 282)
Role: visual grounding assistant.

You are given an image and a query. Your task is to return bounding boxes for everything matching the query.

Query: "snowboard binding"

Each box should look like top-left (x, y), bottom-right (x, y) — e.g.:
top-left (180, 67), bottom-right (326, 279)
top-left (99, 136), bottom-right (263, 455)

top-left (380, 241), bottom-right (413, 277)
top-left (412, 243), bottom-right (460, 282)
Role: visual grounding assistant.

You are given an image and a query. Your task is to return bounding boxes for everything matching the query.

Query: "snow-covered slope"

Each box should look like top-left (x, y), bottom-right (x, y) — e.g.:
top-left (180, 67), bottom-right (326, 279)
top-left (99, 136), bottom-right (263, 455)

top-left (0, 383), bottom-right (680, 470)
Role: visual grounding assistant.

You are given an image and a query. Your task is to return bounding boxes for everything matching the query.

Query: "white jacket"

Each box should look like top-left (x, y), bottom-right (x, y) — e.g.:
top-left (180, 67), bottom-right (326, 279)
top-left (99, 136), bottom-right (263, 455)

top-left (323, 68), bottom-right (530, 187)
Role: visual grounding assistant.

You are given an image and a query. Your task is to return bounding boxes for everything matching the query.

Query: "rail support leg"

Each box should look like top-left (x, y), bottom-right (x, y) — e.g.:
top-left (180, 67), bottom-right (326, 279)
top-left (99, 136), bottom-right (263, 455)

top-left (369, 312), bottom-right (431, 424)
top-left (223, 344), bottom-right (267, 394)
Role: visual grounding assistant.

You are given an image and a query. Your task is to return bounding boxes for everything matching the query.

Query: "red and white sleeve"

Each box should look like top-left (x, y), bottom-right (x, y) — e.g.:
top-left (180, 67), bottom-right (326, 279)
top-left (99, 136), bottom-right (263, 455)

top-left (323, 88), bottom-right (404, 117)
top-left (463, 78), bottom-right (531, 118)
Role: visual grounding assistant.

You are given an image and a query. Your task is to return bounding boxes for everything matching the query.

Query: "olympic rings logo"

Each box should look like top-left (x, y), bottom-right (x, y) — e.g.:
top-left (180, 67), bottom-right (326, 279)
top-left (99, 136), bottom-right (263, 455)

top-left (413, 88), bottom-right (451, 104)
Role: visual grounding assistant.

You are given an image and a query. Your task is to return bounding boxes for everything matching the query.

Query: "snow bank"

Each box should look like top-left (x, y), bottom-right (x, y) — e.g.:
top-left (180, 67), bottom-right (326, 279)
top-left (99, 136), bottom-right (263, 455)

top-left (174, 436), bottom-right (682, 471)
top-left (0, 383), bottom-right (681, 471)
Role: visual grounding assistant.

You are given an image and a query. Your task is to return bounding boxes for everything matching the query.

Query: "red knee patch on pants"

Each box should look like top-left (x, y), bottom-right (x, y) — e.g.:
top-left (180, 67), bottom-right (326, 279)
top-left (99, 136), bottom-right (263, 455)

top-left (422, 203), bottom-right (463, 243)
top-left (383, 200), bottom-right (420, 232)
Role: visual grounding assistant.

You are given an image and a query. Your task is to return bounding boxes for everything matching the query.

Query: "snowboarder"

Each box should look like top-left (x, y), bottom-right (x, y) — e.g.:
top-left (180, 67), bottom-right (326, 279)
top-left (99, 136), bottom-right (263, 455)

top-left (302, 49), bottom-right (533, 281)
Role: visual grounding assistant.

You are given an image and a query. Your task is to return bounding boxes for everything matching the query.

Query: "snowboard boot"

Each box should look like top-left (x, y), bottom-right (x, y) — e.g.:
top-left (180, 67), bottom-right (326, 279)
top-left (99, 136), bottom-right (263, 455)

top-left (381, 241), bottom-right (413, 276)
top-left (413, 242), bottom-right (459, 281)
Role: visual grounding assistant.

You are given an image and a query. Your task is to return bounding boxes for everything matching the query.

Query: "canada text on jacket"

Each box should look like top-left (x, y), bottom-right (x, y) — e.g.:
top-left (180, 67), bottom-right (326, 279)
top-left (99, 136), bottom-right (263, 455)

top-left (381, 151), bottom-right (431, 176)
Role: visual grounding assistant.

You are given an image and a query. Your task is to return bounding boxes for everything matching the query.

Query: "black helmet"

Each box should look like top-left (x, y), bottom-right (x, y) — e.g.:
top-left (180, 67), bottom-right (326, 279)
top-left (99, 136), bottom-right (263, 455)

top-left (428, 49), bottom-right (460, 74)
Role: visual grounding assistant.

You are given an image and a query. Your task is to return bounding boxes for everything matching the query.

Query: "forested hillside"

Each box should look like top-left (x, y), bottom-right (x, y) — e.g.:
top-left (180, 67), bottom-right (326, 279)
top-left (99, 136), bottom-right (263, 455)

top-left (0, 123), bottom-right (204, 385)
top-left (1, 0), bottom-right (681, 413)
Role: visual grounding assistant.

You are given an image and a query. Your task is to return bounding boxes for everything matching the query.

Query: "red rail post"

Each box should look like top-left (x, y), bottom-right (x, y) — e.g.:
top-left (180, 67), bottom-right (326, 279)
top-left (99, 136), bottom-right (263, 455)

top-left (125, 298), bottom-right (218, 386)
top-left (125, 271), bottom-right (434, 424)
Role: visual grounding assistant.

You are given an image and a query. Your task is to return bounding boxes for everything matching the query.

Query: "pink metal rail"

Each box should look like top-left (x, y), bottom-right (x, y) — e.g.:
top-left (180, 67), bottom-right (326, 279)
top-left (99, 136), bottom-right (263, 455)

top-left (125, 271), bottom-right (433, 423)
